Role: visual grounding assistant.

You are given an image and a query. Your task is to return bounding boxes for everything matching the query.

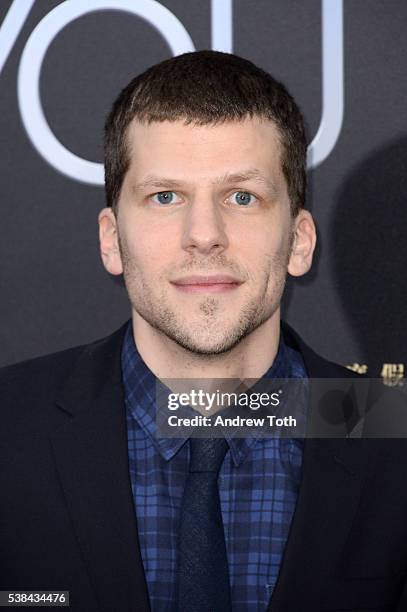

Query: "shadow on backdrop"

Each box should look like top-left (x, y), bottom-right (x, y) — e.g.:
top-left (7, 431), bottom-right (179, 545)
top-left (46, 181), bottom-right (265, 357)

top-left (330, 137), bottom-right (407, 376)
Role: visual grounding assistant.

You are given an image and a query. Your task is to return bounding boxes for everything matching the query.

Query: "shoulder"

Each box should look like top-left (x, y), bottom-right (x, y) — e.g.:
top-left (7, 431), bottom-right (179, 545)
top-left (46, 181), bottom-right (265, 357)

top-left (0, 343), bottom-right (88, 398)
top-left (281, 321), bottom-right (407, 442)
top-left (281, 320), bottom-right (360, 379)
top-left (0, 320), bottom-right (130, 422)
top-left (0, 344), bottom-right (92, 437)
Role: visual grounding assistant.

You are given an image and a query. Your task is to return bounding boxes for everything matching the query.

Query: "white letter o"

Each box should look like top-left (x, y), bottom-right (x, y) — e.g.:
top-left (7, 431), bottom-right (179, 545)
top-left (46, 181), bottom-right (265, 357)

top-left (17, 0), bottom-right (195, 185)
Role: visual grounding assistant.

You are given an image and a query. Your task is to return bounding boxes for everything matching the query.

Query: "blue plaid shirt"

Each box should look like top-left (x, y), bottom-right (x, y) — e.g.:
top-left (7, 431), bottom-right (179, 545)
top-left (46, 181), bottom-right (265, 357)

top-left (122, 320), bottom-right (307, 611)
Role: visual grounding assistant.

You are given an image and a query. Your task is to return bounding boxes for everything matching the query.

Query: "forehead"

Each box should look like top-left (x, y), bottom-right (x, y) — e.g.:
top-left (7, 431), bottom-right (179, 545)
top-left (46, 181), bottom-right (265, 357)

top-left (124, 117), bottom-right (284, 182)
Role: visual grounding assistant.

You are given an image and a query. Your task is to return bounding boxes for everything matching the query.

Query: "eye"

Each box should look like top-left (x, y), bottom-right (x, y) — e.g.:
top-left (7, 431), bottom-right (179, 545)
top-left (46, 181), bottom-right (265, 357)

top-left (151, 191), bottom-right (181, 205)
top-left (229, 191), bottom-right (257, 206)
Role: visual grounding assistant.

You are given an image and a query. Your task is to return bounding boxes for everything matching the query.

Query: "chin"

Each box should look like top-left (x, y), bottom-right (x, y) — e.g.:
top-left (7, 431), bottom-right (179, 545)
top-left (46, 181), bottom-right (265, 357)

top-left (167, 327), bottom-right (247, 356)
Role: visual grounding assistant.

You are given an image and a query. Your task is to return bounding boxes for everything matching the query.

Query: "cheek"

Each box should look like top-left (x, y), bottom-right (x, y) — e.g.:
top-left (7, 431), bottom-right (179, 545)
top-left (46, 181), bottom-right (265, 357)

top-left (241, 228), bottom-right (288, 265)
top-left (127, 230), bottom-right (175, 280)
top-left (252, 236), bottom-right (291, 285)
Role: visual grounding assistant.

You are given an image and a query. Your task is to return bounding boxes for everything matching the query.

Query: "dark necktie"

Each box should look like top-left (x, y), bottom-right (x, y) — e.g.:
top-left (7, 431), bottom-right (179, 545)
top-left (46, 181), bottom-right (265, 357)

top-left (177, 436), bottom-right (232, 611)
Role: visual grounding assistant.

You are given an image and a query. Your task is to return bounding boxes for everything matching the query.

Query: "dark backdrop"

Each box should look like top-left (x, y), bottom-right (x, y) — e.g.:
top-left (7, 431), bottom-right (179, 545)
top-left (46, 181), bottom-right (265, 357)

top-left (1, 0), bottom-right (406, 380)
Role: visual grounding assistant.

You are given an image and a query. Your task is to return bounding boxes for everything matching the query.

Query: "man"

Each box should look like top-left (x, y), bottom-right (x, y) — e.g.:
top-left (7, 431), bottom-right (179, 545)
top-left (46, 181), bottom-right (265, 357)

top-left (1, 50), bottom-right (407, 612)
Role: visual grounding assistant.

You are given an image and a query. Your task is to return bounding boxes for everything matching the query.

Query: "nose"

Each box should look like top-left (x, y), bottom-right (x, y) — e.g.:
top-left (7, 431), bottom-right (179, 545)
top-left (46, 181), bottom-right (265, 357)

top-left (181, 195), bottom-right (229, 256)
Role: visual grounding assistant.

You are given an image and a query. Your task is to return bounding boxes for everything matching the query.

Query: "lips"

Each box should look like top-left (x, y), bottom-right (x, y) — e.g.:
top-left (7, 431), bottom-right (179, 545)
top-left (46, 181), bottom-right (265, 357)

top-left (170, 275), bottom-right (243, 294)
top-left (171, 275), bottom-right (242, 286)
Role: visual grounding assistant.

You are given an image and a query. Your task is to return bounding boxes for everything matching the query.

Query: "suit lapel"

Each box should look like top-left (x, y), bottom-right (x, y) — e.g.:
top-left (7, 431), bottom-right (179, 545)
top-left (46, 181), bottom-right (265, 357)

top-left (49, 322), bottom-right (151, 612)
top-left (268, 323), bottom-right (370, 610)
top-left (268, 437), bottom-right (370, 610)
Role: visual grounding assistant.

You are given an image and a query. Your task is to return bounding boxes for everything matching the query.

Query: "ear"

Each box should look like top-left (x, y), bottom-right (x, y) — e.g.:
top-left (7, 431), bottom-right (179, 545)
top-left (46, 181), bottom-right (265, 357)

top-left (287, 209), bottom-right (317, 277)
top-left (98, 207), bottom-right (123, 275)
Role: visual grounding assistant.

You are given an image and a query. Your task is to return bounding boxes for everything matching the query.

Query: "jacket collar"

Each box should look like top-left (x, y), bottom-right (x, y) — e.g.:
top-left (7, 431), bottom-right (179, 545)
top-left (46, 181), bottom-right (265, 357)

top-left (281, 320), bottom-right (355, 379)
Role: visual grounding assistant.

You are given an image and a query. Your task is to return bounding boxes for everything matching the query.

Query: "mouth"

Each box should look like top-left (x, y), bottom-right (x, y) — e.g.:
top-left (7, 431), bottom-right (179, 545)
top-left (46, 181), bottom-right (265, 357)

top-left (171, 283), bottom-right (241, 294)
top-left (170, 274), bottom-right (244, 294)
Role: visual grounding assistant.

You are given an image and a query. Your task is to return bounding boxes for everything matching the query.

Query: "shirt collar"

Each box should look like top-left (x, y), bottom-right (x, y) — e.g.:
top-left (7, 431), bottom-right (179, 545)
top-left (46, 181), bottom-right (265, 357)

top-left (121, 319), bottom-right (306, 467)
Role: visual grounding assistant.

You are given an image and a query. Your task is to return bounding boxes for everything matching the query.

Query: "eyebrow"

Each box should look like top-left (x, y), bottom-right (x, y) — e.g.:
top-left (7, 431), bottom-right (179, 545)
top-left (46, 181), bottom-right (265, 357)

top-left (131, 168), bottom-right (279, 198)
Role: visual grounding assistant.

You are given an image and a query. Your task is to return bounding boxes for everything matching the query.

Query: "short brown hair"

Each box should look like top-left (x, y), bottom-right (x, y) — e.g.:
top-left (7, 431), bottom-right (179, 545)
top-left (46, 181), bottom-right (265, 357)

top-left (104, 50), bottom-right (307, 216)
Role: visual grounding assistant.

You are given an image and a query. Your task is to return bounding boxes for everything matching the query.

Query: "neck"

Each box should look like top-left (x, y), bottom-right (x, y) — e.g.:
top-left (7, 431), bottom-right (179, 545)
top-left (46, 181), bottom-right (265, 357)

top-left (130, 308), bottom-right (281, 382)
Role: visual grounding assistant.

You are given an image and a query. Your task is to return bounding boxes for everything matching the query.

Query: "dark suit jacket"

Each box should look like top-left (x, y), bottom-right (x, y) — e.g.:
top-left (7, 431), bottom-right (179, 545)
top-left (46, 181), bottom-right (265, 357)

top-left (1, 320), bottom-right (407, 612)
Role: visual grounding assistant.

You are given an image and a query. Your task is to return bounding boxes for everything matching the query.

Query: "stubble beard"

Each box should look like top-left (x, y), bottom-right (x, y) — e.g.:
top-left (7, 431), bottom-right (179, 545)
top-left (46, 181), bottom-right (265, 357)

top-left (118, 232), bottom-right (290, 356)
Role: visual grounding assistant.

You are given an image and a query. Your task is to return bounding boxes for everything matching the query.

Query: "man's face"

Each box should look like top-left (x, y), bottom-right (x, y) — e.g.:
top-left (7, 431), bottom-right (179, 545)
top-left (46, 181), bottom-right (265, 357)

top-left (101, 117), bottom-right (309, 355)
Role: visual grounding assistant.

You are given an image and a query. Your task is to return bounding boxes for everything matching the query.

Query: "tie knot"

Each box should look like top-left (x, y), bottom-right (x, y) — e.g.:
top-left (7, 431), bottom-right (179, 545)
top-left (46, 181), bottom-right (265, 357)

top-left (188, 437), bottom-right (229, 473)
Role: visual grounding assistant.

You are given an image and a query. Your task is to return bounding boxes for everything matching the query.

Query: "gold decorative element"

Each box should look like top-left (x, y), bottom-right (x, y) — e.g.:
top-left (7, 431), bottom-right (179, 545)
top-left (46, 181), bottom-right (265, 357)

top-left (346, 363), bottom-right (368, 374)
top-left (380, 363), bottom-right (404, 387)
